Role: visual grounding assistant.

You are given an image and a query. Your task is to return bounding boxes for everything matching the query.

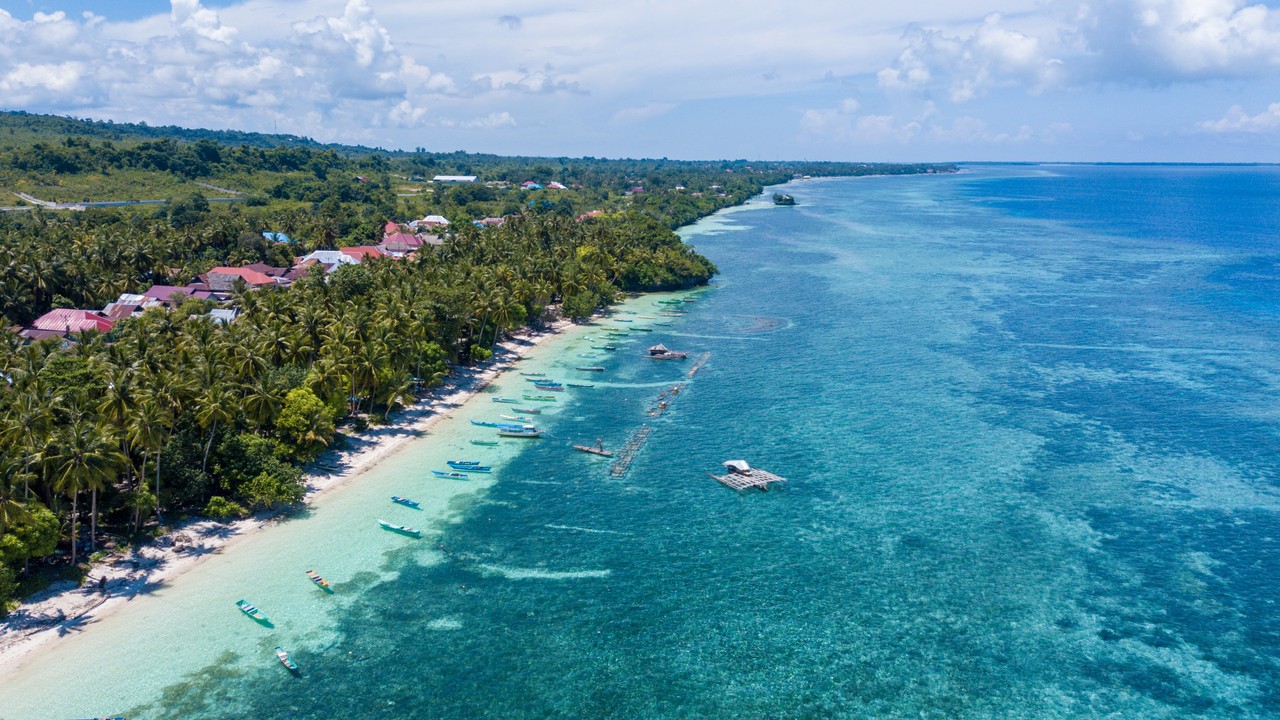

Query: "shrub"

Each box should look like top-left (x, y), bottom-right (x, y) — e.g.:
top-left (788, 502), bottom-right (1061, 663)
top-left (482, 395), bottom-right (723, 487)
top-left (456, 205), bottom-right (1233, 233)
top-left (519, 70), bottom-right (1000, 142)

top-left (204, 496), bottom-right (248, 519)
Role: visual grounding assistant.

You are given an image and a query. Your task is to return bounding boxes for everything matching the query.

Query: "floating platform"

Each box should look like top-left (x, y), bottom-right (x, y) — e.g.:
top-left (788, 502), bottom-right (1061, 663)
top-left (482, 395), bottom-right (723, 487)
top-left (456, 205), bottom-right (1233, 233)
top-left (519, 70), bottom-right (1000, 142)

top-left (574, 444), bottom-right (614, 457)
top-left (710, 460), bottom-right (787, 491)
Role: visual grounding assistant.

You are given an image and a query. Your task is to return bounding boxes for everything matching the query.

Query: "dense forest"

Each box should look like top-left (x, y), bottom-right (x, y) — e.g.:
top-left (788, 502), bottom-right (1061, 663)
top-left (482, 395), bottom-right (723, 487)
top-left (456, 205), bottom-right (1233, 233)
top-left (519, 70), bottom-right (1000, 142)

top-left (0, 111), bottom-right (955, 609)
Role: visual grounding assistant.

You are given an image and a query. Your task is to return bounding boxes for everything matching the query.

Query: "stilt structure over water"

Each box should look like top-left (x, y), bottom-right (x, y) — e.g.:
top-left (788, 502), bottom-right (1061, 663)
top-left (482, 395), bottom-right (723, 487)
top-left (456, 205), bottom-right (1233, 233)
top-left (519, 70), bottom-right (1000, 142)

top-left (710, 460), bottom-right (787, 491)
top-left (608, 425), bottom-right (652, 477)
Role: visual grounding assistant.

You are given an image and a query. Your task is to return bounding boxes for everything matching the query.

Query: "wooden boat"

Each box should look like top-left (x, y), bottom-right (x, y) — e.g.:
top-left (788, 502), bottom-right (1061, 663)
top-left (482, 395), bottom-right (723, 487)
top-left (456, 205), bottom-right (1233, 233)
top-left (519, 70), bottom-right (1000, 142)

top-left (306, 569), bottom-right (333, 591)
top-left (656, 299), bottom-right (683, 305)
top-left (575, 366), bottom-right (605, 372)
top-left (532, 382), bottom-right (563, 388)
top-left (682, 298), bottom-right (697, 303)
top-left (235, 599), bottom-right (269, 623)
top-left (520, 372), bottom-right (546, 377)
top-left (566, 383), bottom-right (595, 388)
top-left (523, 395), bottom-right (557, 402)
top-left (378, 519), bottom-right (422, 536)
top-left (473, 420), bottom-right (532, 430)
top-left (502, 415), bottom-right (534, 421)
top-left (660, 312), bottom-right (684, 317)
top-left (573, 444), bottom-right (614, 457)
top-left (274, 646), bottom-right (300, 673)
top-left (470, 439), bottom-right (501, 446)
top-left (447, 462), bottom-right (491, 472)
top-left (432, 470), bottom-right (471, 479)
top-left (491, 397), bottom-right (520, 404)
top-left (576, 354), bottom-right (599, 358)
top-left (498, 429), bottom-right (542, 438)
top-left (512, 407), bottom-right (542, 414)
top-left (391, 496), bottom-right (420, 508)
top-left (448, 460), bottom-right (482, 465)
top-left (632, 327), bottom-right (653, 332)
top-left (614, 319), bottom-right (633, 323)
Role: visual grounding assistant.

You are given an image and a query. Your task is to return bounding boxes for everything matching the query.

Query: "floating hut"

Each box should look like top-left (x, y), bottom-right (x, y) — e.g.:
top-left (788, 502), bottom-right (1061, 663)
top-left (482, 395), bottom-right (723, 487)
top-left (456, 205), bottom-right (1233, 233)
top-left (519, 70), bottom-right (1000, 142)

top-left (710, 460), bottom-right (787, 491)
top-left (647, 343), bottom-right (688, 360)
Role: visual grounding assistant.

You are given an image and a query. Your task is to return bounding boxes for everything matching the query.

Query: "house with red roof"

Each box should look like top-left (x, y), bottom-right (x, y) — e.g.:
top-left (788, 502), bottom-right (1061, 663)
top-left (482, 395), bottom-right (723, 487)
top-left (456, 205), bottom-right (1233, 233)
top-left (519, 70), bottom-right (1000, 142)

top-left (200, 266), bottom-right (284, 293)
top-left (339, 246), bottom-right (386, 262)
top-left (18, 308), bottom-right (115, 340)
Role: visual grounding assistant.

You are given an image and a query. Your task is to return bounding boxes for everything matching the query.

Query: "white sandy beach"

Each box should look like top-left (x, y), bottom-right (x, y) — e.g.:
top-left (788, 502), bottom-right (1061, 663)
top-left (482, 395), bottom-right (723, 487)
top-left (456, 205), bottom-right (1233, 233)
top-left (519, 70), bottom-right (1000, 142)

top-left (0, 319), bottom-right (572, 678)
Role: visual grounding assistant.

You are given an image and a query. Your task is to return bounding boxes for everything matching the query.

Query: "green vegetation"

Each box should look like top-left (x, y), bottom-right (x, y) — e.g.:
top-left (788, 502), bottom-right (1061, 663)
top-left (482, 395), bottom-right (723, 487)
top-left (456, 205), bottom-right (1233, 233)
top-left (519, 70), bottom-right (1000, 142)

top-left (0, 110), bottom-right (955, 610)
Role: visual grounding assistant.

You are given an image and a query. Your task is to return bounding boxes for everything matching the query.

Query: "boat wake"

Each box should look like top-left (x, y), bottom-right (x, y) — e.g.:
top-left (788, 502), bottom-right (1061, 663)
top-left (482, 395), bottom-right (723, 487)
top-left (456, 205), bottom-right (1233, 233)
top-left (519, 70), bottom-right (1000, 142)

top-left (477, 564), bottom-right (612, 580)
top-left (544, 524), bottom-right (633, 536)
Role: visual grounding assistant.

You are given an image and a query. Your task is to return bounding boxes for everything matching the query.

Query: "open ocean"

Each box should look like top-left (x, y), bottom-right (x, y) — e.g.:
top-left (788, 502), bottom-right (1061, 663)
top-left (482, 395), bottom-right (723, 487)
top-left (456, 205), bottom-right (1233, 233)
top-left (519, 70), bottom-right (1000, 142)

top-left (4, 164), bottom-right (1280, 719)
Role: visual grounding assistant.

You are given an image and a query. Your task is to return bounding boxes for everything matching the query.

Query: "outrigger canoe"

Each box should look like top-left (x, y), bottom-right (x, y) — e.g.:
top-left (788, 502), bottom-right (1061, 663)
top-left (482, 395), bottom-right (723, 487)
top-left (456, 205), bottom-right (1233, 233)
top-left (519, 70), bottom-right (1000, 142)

top-left (575, 366), bottom-right (605, 372)
top-left (491, 397), bottom-right (520, 404)
top-left (432, 470), bottom-right (471, 479)
top-left (523, 395), bottom-right (557, 402)
top-left (447, 462), bottom-right (491, 472)
top-left (391, 496), bottom-right (421, 508)
top-left (498, 429), bottom-right (543, 438)
top-left (274, 645), bottom-right (300, 673)
top-left (566, 384), bottom-right (595, 388)
top-left (305, 569), bottom-right (333, 591)
top-left (512, 407), bottom-right (542, 414)
top-left (378, 519), bottom-right (422, 536)
top-left (470, 439), bottom-right (501, 446)
top-left (235, 599), bottom-right (269, 623)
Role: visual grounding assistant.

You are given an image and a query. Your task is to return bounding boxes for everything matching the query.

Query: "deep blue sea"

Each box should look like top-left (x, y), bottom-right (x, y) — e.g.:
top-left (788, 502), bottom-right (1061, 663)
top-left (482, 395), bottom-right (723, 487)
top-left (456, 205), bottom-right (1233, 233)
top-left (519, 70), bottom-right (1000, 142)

top-left (13, 165), bottom-right (1280, 719)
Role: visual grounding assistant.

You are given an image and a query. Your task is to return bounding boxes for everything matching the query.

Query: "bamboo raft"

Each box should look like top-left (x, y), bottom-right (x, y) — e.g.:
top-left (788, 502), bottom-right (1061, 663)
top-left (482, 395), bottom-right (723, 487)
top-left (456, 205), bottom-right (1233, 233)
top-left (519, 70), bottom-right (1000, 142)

top-left (608, 424), bottom-right (653, 478)
top-left (709, 461), bottom-right (788, 491)
top-left (574, 444), bottom-right (614, 457)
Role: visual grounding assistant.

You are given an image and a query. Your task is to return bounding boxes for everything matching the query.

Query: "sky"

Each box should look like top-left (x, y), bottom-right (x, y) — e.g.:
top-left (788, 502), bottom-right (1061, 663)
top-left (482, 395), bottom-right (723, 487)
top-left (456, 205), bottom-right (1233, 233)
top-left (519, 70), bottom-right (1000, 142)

top-left (1, 0), bottom-right (1280, 162)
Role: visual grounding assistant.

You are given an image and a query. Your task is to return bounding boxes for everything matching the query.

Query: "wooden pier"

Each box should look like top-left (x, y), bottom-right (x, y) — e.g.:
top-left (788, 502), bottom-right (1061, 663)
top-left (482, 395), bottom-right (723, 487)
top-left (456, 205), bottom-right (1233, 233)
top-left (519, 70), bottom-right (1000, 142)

top-left (710, 461), bottom-right (788, 491)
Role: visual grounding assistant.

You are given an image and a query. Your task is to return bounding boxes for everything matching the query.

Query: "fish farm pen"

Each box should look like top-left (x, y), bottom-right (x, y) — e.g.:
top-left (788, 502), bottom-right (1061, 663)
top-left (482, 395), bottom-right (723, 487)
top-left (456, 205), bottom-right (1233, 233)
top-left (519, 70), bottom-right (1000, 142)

top-left (609, 353), bottom-right (712, 478)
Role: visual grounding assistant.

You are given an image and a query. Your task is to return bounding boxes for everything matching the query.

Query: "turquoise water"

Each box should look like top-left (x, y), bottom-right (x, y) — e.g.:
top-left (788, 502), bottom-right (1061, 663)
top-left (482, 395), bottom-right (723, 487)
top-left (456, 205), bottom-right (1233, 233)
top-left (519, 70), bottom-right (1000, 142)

top-left (6, 165), bottom-right (1280, 718)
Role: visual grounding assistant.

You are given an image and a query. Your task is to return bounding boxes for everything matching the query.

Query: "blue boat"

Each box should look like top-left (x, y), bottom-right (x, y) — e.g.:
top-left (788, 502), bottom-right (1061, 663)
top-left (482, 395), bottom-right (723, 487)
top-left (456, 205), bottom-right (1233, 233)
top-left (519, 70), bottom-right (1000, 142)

top-left (391, 496), bottom-right (420, 508)
top-left (432, 470), bottom-right (471, 479)
top-left (447, 462), bottom-right (491, 472)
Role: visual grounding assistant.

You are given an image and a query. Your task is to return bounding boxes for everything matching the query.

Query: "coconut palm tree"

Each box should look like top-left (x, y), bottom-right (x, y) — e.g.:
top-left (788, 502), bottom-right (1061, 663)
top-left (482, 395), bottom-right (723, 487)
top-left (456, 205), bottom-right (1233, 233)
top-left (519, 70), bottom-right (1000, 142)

top-left (47, 416), bottom-right (125, 564)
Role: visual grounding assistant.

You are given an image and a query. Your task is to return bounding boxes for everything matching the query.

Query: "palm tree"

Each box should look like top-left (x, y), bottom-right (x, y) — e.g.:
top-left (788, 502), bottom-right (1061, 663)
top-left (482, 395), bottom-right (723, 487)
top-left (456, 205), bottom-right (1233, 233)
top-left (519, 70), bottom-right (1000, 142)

top-left (47, 416), bottom-right (125, 564)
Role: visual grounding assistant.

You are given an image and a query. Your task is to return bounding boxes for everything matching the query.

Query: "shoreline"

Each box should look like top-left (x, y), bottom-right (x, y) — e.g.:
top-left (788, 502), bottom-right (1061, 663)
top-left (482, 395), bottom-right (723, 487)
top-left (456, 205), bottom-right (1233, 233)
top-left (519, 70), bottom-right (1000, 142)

top-left (0, 318), bottom-right (573, 678)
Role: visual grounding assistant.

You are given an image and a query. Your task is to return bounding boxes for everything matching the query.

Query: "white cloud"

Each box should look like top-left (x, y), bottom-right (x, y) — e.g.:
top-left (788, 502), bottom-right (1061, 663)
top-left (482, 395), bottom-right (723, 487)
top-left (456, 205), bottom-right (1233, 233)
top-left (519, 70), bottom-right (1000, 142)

top-left (1199, 102), bottom-right (1280, 132)
top-left (879, 13), bottom-right (1064, 102)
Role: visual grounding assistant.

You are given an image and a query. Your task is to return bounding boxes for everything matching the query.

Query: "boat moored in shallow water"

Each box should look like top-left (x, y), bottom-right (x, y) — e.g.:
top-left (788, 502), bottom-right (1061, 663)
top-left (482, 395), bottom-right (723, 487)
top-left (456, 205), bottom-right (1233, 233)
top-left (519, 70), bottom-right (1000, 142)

top-left (378, 519), bottom-right (422, 536)
top-left (274, 646), bottom-right (300, 673)
top-left (498, 429), bottom-right (543, 438)
top-left (432, 470), bottom-right (471, 479)
top-left (235, 599), bottom-right (269, 623)
top-left (492, 397), bottom-right (520, 404)
top-left (305, 569), bottom-right (333, 591)
top-left (391, 496), bottom-right (420, 508)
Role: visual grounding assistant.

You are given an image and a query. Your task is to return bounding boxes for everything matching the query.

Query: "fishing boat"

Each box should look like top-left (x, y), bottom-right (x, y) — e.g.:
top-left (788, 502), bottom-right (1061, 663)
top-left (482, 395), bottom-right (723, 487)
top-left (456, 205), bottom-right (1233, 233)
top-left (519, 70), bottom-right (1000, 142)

top-left (305, 569), bottom-right (333, 590)
top-left (523, 395), bottom-right (557, 402)
top-left (632, 327), bottom-right (653, 332)
top-left (235, 599), bottom-right (269, 623)
top-left (391, 496), bottom-right (421, 508)
top-left (576, 354), bottom-right (599, 358)
top-left (432, 470), bottom-right (471, 479)
top-left (656, 299), bottom-right (683, 305)
top-left (447, 460), bottom-right (482, 465)
top-left (447, 462), bottom-right (491, 472)
top-left (520, 372), bottom-right (546, 377)
top-left (492, 397), bottom-right (520, 404)
top-left (502, 414), bottom-right (534, 421)
top-left (274, 646), bottom-right (300, 673)
top-left (660, 312), bottom-right (684, 317)
top-left (470, 439), bottom-right (501, 446)
top-left (472, 419), bottom-right (533, 430)
top-left (498, 429), bottom-right (543, 438)
top-left (594, 345), bottom-right (618, 351)
top-left (574, 444), bottom-right (614, 457)
top-left (566, 383), bottom-right (595, 388)
top-left (614, 319), bottom-right (633, 323)
top-left (378, 519), bottom-right (422, 536)
top-left (575, 366), bottom-right (605, 372)
top-left (512, 407), bottom-right (542, 414)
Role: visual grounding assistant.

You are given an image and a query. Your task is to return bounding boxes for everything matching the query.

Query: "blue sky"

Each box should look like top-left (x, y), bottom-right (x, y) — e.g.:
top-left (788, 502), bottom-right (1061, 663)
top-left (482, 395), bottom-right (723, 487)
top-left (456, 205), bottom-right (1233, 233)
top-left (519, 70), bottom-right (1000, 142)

top-left (1, 0), bottom-right (1279, 162)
